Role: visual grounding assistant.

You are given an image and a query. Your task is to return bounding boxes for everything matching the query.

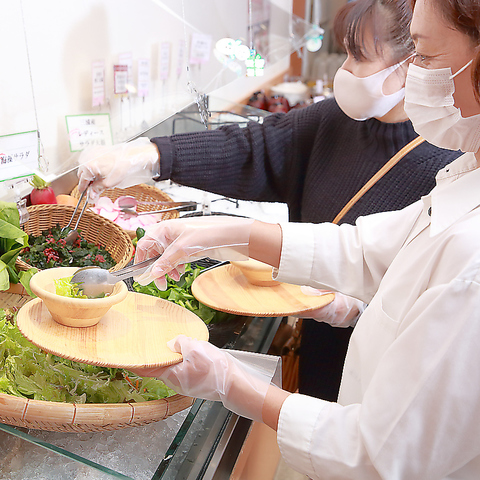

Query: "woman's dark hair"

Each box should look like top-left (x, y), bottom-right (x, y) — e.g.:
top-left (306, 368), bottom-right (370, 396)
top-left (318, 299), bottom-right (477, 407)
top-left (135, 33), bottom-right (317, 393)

top-left (409, 0), bottom-right (480, 101)
top-left (333, 0), bottom-right (415, 63)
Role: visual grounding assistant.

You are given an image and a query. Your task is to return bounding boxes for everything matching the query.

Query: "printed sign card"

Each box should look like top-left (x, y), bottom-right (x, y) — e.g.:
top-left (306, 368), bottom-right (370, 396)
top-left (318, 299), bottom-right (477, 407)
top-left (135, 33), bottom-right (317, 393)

top-left (113, 65), bottom-right (128, 95)
top-left (118, 52), bottom-right (134, 93)
top-left (92, 60), bottom-right (105, 107)
top-left (159, 42), bottom-right (171, 80)
top-left (177, 40), bottom-right (186, 77)
top-left (0, 131), bottom-right (38, 182)
top-left (65, 114), bottom-right (113, 152)
top-left (189, 33), bottom-right (212, 64)
top-left (137, 59), bottom-right (150, 97)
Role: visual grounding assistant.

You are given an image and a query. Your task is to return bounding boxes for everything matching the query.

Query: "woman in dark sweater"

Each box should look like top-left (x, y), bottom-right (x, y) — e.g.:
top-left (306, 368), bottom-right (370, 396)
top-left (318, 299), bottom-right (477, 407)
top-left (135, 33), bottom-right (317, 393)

top-left (77, 0), bottom-right (461, 401)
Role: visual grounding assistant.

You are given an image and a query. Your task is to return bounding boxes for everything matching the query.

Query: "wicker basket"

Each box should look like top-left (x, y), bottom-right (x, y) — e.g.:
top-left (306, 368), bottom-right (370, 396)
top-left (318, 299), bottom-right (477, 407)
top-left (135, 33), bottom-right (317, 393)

top-left (0, 392), bottom-right (193, 432)
top-left (16, 204), bottom-right (134, 273)
top-left (70, 184), bottom-right (179, 239)
top-left (6, 204), bottom-right (193, 432)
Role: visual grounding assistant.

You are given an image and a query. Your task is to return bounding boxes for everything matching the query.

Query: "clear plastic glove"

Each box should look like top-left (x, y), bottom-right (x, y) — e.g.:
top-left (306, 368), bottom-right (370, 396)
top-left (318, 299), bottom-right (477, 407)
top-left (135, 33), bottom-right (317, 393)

top-left (134, 216), bottom-right (254, 290)
top-left (77, 137), bottom-right (159, 200)
top-left (295, 287), bottom-right (366, 327)
top-left (129, 335), bottom-right (271, 422)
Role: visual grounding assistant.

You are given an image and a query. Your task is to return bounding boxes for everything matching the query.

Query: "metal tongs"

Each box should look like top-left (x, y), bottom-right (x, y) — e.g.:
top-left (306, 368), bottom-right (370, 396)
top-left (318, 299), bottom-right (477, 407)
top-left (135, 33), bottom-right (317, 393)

top-left (70, 254), bottom-right (162, 297)
top-left (61, 185), bottom-right (91, 245)
top-left (116, 195), bottom-right (197, 217)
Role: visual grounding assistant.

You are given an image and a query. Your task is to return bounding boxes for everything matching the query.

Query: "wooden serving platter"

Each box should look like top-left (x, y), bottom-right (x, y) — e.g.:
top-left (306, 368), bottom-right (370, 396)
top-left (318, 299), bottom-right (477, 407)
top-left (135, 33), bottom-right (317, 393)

top-left (192, 264), bottom-right (335, 317)
top-left (16, 292), bottom-right (209, 369)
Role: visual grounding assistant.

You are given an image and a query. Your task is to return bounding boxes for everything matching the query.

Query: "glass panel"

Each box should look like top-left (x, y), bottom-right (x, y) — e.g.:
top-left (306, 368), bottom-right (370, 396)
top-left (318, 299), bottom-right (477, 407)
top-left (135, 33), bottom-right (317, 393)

top-left (1, 0), bottom-right (298, 182)
top-left (0, 423), bottom-right (133, 479)
top-left (155, 316), bottom-right (282, 479)
top-left (17, 409), bottom-right (190, 480)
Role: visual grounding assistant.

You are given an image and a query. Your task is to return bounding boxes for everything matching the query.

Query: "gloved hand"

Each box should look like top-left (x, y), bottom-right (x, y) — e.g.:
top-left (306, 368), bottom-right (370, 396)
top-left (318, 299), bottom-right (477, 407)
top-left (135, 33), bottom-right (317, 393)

top-left (129, 335), bottom-right (271, 422)
top-left (77, 137), bottom-right (159, 201)
top-left (134, 216), bottom-right (255, 290)
top-left (295, 287), bottom-right (366, 327)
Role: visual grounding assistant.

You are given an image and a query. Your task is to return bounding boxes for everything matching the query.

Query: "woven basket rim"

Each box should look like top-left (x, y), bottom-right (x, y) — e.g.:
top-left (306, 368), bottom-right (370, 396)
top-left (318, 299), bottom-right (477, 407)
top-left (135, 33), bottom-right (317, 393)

top-left (0, 391), bottom-right (193, 432)
top-left (70, 183), bottom-right (175, 210)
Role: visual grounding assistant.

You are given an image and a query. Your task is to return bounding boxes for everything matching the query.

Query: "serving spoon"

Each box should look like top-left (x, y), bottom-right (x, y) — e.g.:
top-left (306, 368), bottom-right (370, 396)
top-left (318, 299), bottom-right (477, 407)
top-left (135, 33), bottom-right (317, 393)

top-left (70, 255), bottom-right (162, 298)
top-left (71, 257), bottom-right (229, 298)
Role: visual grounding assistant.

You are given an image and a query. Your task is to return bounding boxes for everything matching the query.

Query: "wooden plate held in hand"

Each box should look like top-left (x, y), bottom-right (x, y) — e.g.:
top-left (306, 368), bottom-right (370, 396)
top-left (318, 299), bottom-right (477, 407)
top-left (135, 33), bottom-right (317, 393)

top-left (192, 264), bottom-right (335, 317)
top-left (16, 292), bottom-right (209, 369)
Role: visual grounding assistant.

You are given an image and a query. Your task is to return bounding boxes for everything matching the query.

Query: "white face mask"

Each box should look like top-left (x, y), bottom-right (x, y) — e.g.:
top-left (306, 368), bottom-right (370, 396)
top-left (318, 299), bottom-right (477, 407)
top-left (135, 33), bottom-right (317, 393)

top-left (404, 60), bottom-right (480, 153)
top-left (333, 59), bottom-right (408, 121)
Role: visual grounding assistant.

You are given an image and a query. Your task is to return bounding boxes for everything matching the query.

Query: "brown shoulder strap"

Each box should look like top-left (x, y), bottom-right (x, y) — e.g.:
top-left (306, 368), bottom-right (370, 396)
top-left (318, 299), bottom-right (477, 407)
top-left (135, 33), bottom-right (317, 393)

top-left (332, 136), bottom-right (426, 225)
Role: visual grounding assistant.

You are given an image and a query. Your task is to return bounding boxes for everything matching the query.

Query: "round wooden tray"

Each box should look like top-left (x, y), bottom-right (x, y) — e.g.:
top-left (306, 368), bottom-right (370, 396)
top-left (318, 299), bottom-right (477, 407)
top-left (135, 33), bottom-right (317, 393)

top-left (16, 292), bottom-right (209, 369)
top-left (192, 264), bottom-right (335, 317)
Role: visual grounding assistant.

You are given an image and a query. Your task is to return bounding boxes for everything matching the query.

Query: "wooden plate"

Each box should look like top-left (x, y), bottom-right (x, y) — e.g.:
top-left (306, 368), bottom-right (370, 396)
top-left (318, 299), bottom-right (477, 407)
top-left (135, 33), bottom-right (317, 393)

top-left (16, 292), bottom-right (209, 369)
top-left (192, 264), bottom-right (335, 317)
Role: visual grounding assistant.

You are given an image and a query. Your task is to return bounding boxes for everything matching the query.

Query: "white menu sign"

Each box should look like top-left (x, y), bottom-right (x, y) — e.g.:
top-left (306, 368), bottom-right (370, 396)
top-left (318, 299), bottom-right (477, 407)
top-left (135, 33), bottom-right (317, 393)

top-left (92, 60), bottom-right (105, 107)
top-left (113, 65), bottom-right (128, 94)
top-left (137, 58), bottom-right (150, 97)
top-left (118, 52), bottom-right (134, 93)
top-left (159, 42), bottom-right (171, 80)
top-left (177, 40), bottom-right (186, 77)
top-left (0, 131), bottom-right (38, 182)
top-left (65, 114), bottom-right (113, 152)
top-left (189, 33), bottom-right (212, 64)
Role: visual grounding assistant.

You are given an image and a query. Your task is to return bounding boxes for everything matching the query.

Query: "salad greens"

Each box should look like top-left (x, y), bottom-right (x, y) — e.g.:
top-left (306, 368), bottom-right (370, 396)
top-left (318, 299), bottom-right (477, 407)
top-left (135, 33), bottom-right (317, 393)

top-left (0, 201), bottom-right (37, 296)
top-left (54, 276), bottom-right (88, 299)
top-left (0, 308), bottom-right (175, 403)
top-left (133, 263), bottom-right (235, 325)
top-left (21, 224), bottom-right (115, 270)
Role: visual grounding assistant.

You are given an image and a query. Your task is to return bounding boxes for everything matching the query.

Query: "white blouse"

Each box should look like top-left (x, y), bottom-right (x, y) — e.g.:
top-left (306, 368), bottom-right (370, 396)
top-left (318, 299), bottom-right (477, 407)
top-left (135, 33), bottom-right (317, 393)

top-left (275, 152), bottom-right (480, 479)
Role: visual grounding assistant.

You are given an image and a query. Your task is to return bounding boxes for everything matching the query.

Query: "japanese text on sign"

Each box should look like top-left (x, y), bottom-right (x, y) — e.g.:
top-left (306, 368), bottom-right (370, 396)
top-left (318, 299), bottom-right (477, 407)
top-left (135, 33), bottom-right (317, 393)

top-left (138, 59), bottom-right (150, 97)
top-left (92, 60), bottom-right (105, 107)
top-left (113, 65), bottom-right (128, 95)
top-left (0, 131), bottom-right (38, 182)
top-left (190, 33), bottom-right (212, 64)
top-left (65, 114), bottom-right (113, 152)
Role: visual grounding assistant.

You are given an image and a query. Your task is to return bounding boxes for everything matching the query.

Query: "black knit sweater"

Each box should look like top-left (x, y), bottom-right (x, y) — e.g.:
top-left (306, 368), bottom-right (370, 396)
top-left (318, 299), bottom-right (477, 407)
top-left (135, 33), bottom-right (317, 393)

top-left (151, 98), bottom-right (462, 225)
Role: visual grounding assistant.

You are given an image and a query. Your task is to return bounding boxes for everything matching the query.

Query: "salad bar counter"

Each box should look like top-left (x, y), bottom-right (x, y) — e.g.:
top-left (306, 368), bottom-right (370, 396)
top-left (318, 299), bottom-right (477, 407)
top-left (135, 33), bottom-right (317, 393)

top-left (0, 313), bottom-right (282, 479)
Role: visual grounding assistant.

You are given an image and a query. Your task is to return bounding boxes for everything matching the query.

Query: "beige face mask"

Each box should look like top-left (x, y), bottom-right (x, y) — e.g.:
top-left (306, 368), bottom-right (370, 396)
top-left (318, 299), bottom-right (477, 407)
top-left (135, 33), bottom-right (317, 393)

top-left (333, 59), bottom-right (409, 121)
top-left (405, 60), bottom-right (480, 153)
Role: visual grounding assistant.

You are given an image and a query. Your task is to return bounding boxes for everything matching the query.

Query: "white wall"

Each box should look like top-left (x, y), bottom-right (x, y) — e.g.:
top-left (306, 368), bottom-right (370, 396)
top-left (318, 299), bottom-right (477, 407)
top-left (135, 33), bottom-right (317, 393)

top-left (0, 0), bottom-right (291, 182)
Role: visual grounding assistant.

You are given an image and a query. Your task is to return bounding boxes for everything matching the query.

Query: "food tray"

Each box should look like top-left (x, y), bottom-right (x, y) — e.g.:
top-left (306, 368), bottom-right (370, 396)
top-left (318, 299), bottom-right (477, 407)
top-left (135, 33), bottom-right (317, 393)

top-left (17, 293), bottom-right (209, 369)
top-left (15, 204), bottom-right (134, 273)
top-left (192, 264), bottom-right (335, 317)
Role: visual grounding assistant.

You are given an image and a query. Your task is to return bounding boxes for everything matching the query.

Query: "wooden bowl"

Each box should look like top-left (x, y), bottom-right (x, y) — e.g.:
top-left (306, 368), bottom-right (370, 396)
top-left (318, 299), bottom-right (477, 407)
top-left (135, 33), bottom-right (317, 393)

top-left (230, 259), bottom-right (280, 287)
top-left (29, 267), bottom-right (128, 327)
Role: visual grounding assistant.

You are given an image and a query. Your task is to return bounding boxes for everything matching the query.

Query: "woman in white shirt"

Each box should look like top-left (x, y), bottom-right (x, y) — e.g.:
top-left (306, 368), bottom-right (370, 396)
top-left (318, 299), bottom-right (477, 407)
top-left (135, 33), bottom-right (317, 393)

top-left (131, 0), bottom-right (480, 478)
